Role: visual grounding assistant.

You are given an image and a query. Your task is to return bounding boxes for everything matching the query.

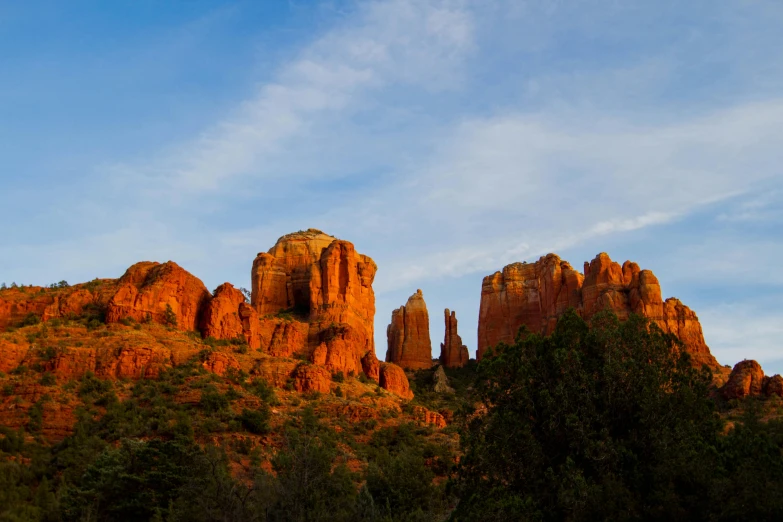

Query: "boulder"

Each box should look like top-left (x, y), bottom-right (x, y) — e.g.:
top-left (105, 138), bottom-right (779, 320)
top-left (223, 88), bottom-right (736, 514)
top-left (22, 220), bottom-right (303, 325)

top-left (385, 289), bottom-right (433, 370)
top-left (765, 375), bottom-right (783, 397)
top-left (440, 309), bottom-right (469, 368)
top-left (106, 261), bottom-right (211, 331)
top-left (722, 360), bottom-right (765, 399)
top-left (379, 362), bottom-right (414, 399)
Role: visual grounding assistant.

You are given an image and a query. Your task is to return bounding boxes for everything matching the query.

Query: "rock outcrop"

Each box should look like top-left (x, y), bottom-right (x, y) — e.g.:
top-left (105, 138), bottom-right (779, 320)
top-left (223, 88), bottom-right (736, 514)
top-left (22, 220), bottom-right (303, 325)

top-left (477, 252), bottom-right (722, 373)
top-left (440, 309), bottom-right (469, 368)
top-left (722, 360), bottom-right (783, 399)
top-left (385, 290), bottom-right (433, 370)
top-left (432, 365), bottom-right (454, 394)
top-left (0, 281), bottom-right (117, 330)
top-left (379, 362), bottom-right (414, 400)
top-left (106, 261), bottom-right (211, 331)
top-left (200, 283), bottom-right (247, 341)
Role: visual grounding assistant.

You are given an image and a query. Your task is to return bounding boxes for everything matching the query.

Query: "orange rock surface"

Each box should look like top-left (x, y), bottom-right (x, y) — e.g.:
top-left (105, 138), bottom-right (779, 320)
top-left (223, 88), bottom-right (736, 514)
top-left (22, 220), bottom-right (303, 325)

top-left (439, 309), bottom-right (469, 368)
top-left (0, 280), bottom-right (117, 329)
top-left (722, 360), bottom-right (783, 399)
top-left (379, 362), bottom-right (413, 400)
top-left (412, 405), bottom-right (447, 428)
top-left (200, 283), bottom-right (247, 341)
top-left (106, 261), bottom-right (211, 331)
top-left (385, 289), bottom-right (433, 370)
top-left (477, 252), bottom-right (722, 373)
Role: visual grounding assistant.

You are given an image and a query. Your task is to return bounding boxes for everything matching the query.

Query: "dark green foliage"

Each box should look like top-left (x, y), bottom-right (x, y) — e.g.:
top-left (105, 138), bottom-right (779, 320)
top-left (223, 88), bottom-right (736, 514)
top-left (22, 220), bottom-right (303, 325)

top-left (78, 372), bottom-right (113, 399)
top-left (451, 309), bottom-right (783, 521)
top-left (21, 312), bottom-right (41, 327)
top-left (60, 438), bottom-right (200, 521)
top-left (163, 304), bottom-right (178, 327)
top-left (332, 371), bottom-right (345, 383)
top-left (199, 386), bottom-right (230, 413)
top-left (240, 407), bottom-right (270, 435)
top-left (246, 377), bottom-right (277, 405)
top-left (39, 372), bottom-right (56, 386)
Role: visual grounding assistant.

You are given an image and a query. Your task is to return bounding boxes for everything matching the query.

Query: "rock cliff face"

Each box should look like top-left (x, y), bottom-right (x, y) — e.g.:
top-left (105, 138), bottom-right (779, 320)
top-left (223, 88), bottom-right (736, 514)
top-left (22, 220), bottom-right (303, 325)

top-left (722, 360), bottom-right (783, 399)
top-left (196, 229), bottom-right (411, 398)
top-left (385, 290), bottom-right (433, 370)
top-left (106, 261), bottom-right (211, 331)
top-left (440, 309), bottom-right (469, 368)
top-left (477, 252), bottom-right (721, 373)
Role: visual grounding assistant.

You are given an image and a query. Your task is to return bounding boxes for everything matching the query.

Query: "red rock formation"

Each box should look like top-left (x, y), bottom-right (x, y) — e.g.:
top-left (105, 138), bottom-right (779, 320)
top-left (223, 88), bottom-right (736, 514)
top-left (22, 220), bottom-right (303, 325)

top-left (291, 364), bottom-right (332, 394)
top-left (412, 405), bottom-right (447, 428)
top-left (722, 360), bottom-right (783, 399)
top-left (765, 375), bottom-right (783, 397)
top-left (478, 255), bottom-right (583, 359)
top-left (385, 289), bottom-right (433, 370)
top-left (361, 351), bottom-right (381, 382)
top-left (246, 229), bottom-right (410, 393)
top-left (106, 261), bottom-right (211, 331)
top-left (379, 362), bottom-right (413, 400)
top-left (200, 283), bottom-right (247, 341)
top-left (440, 309), bottom-right (469, 368)
top-left (722, 360), bottom-right (765, 399)
top-left (0, 281), bottom-right (117, 330)
top-left (201, 351), bottom-right (241, 377)
top-left (477, 252), bottom-right (721, 372)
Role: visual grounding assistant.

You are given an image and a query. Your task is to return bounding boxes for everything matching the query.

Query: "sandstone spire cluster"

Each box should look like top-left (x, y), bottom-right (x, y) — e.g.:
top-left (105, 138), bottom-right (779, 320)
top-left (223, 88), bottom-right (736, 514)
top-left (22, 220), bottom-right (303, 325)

top-left (478, 252), bottom-right (724, 378)
top-left (440, 309), bottom-right (469, 368)
top-left (385, 289), bottom-right (433, 370)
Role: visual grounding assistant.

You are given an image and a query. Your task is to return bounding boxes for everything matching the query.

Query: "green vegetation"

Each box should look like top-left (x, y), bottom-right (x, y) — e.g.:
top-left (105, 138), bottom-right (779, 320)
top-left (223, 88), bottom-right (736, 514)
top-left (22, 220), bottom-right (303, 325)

top-left (163, 304), bottom-right (178, 327)
top-left (451, 309), bottom-right (783, 521)
top-left (2, 309), bottom-right (783, 520)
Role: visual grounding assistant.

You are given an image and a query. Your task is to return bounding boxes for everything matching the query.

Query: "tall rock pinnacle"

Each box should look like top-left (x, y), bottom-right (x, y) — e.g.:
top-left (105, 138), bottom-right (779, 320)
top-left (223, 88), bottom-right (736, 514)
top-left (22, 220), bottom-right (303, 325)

top-left (440, 309), bottom-right (469, 368)
top-left (386, 289), bottom-right (433, 370)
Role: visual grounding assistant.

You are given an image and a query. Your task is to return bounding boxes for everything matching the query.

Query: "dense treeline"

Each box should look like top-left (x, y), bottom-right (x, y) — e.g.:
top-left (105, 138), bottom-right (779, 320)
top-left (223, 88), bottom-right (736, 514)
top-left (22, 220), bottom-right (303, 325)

top-left (3, 310), bottom-right (783, 521)
top-left (451, 310), bottom-right (783, 521)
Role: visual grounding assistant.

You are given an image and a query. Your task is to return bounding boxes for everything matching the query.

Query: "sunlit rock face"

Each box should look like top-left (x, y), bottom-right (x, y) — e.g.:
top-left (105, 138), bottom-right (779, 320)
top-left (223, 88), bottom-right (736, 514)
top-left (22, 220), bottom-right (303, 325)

top-left (477, 252), bottom-right (722, 375)
top-left (385, 289), bottom-right (433, 371)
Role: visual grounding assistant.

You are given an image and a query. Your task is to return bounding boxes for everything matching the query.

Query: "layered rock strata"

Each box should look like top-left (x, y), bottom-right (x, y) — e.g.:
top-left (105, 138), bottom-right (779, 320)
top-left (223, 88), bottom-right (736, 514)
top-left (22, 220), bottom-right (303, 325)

top-left (477, 253), bottom-right (722, 374)
top-left (385, 289), bottom-right (433, 370)
top-left (440, 309), bottom-right (469, 368)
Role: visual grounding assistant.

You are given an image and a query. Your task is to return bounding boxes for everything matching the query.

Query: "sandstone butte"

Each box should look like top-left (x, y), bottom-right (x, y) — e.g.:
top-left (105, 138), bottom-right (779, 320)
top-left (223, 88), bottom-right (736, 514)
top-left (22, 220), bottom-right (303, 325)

top-left (477, 252), bottom-right (731, 383)
top-left (0, 229), bottom-right (414, 401)
top-left (440, 309), bottom-right (469, 368)
top-left (385, 289), bottom-right (434, 370)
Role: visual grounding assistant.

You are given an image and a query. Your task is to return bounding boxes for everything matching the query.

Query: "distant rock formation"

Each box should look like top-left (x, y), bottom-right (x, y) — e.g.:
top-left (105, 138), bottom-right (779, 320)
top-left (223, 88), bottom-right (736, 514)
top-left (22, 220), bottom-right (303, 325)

top-left (106, 261), bottom-right (211, 331)
top-left (477, 253), bottom-right (723, 376)
top-left (722, 360), bottom-right (783, 399)
top-left (202, 229), bottom-right (412, 398)
top-left (385, 289), bottom-right (433, 370)
top-left (440, 309), bottom-right (469, 368)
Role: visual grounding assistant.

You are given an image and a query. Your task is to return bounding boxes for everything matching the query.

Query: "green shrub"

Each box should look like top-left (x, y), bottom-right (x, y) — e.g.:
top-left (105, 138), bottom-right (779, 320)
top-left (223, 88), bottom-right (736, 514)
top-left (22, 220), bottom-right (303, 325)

top-left (39, 373), bottom-right (56, 386)
top-left (163, 304), bottom-right (177, 327)
top-left (20, 313), bottom-right (40, 327)
top-left (332, 371), bottom-right (345, 383)
top-left (239, 407), bottom-right (270, 435)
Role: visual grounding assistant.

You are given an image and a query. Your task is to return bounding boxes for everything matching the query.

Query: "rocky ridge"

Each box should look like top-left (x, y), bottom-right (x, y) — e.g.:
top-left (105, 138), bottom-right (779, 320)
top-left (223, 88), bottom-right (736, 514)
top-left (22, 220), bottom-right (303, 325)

top-left (478, 252), bottom-right (727, 381)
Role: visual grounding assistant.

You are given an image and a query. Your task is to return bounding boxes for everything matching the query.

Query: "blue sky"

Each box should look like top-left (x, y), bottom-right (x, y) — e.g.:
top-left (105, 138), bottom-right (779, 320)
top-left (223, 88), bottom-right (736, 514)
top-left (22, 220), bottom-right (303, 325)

top-left (1, 0), bottom-right (782, 372)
